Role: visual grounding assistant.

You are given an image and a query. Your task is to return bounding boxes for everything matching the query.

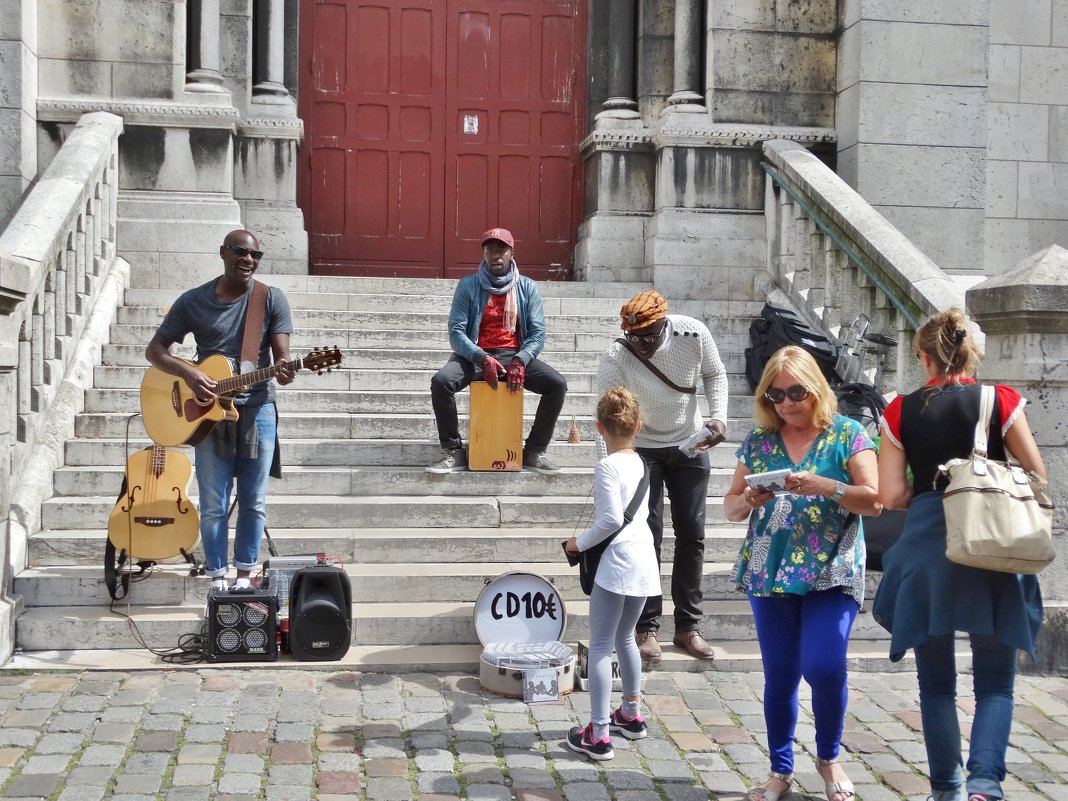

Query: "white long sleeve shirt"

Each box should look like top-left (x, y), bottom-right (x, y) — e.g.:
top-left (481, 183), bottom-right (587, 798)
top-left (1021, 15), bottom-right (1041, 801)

top-left (596, 315), bottom-right (728, 449)
top-left (577, 451), bottom-right (661, 597)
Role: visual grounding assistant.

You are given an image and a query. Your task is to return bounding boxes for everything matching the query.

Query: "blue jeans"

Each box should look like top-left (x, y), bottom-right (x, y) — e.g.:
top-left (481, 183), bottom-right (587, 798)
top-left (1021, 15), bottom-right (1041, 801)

top-left (749, 590), bottom-right (860, 775)
top-left (195, 403), bottom-right (276, 576)
top-left (914, 633), bottom-right (1017, 801)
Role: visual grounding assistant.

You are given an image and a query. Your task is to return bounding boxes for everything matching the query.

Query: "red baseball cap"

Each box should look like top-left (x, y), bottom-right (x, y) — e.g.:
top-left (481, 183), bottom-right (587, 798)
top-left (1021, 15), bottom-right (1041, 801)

top-left (480, 227), bottom-right (515, 248)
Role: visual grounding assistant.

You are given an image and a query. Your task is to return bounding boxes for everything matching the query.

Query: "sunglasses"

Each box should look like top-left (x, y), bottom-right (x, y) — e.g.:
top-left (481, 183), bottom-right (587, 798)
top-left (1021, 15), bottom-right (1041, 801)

top-left (226, 245), bottom-right (264, 260)
top-left (764, 384), bottom-right (811, 404)
top-left (625, 322), bottom-right (667, 345)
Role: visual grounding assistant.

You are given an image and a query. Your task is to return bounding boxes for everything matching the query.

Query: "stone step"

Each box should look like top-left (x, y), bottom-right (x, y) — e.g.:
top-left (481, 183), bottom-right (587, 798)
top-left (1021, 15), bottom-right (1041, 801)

top-left (14, 563), bottom-right (883, 608)
top-left (74, 411), bottom-right (759, 444)
top-left (109, 323), bottom-right (756, 351)
top-left (12, 597), bottom-right (890, 652)
top-left (90, 364), bottom-right (755, 396)
top-left (61, 438), bottom-right (744, 470)
top-left (82, 387), bottom-right (759, 418)
top-left (123, 277), bottom-right (751, 303)
top-left (53, 463), bottom-right (743, 496)
top-left (40, 494), bottom-right (741, 531)
top-left (4, 640), bottom-right (919, 674)
top-left (114, 305), bottom-right (761, 336)
top-left (28, 526), bottom-right (752, 566)
top-left (100, 344), bottom-right (749, 374)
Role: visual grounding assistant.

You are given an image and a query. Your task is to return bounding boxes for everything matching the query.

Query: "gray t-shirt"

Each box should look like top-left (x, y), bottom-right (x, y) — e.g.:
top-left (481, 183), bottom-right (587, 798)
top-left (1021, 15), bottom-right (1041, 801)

top-left (156, 279), bottom-right (294, 406)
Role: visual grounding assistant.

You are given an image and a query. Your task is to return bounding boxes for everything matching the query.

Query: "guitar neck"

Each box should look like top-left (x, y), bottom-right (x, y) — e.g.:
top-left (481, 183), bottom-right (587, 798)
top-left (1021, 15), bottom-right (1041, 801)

top-left (215, 357), bottom-right (303, 396)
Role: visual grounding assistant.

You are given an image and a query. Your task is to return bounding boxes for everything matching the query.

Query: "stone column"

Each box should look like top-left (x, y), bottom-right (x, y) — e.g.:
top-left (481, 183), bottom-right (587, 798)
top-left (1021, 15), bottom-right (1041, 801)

top-left (596, 0), bottom-right (639, 123)
top-left (968, 244), bottom-right (1068, 673)
top-left (252, 0), bottom-right (292, 104)
top-left (664, 0), bottom-right (705, 114)
top-left (185, 0), bottom-right (227, 93)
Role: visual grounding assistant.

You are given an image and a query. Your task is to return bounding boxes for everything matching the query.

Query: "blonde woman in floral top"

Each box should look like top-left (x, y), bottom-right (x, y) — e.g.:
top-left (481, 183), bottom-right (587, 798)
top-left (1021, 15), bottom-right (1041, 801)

top-left (724, 346), bottom-right (881, 801)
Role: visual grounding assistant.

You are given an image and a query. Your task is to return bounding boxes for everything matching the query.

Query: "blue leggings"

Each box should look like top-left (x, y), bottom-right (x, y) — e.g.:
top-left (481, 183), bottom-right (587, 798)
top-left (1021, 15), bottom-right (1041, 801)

top-left (749, 590), bottom-right (859, 774)
top-left (588, 583), bottom-right (646, 727)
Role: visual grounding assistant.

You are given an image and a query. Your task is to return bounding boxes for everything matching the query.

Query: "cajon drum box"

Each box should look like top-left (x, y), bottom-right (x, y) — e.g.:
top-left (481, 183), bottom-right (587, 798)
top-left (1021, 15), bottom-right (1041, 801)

top-left (469, 381), bottom-right (523, 471)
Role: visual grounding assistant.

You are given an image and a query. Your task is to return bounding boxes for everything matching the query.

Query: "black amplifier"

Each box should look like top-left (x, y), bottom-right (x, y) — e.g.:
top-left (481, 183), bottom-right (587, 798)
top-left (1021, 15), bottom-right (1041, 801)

top-left (205, 585), bottom-right (278, 662)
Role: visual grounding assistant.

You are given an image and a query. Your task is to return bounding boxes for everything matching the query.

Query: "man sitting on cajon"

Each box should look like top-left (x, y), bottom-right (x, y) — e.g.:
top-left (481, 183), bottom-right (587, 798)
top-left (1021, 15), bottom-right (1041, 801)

top-left (427, 227), bottom-right (567, 474)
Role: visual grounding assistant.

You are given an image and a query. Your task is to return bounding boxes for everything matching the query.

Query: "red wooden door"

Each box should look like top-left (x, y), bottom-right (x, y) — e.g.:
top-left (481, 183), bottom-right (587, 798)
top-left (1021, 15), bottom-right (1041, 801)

top-left (298, 0), bottom-right (584, 279)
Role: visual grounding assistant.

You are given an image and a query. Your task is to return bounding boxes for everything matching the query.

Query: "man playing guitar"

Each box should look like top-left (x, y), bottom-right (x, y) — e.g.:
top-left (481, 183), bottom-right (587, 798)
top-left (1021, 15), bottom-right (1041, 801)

top-left (145, 229), bottom-right (296, 590)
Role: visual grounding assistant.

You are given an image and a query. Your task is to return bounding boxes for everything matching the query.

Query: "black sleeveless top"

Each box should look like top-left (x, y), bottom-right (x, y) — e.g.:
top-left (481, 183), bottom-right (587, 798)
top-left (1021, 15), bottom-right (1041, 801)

top-left (900, 382), bottom-right (1006, 496)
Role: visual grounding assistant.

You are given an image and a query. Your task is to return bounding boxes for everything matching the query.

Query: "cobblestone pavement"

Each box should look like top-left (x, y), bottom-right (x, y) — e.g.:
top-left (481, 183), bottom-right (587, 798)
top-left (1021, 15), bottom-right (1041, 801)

top-left (0, 668), bottom-right (1066, 801)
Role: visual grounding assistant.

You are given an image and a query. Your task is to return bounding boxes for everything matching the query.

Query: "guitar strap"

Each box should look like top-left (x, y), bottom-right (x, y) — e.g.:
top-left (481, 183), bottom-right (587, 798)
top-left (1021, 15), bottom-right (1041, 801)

top-left (615, 337), bottom-right (696, 395)
top-left (240, 280), bottom-right (269, 371)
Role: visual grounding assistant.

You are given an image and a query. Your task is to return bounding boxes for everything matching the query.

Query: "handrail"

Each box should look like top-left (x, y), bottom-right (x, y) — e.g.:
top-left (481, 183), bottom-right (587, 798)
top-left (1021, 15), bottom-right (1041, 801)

top-left (762, 162), bottom-right (920, 330)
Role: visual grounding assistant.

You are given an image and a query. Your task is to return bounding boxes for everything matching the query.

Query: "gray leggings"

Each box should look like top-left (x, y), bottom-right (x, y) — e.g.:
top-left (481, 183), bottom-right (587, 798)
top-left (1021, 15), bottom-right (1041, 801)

top-left (588, 583), bottom-right (646, 726)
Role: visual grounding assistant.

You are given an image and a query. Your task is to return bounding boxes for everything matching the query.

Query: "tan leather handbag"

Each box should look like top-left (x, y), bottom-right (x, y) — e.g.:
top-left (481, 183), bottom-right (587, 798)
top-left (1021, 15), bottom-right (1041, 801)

top-left (939, 385), bottom-right (1054, 575)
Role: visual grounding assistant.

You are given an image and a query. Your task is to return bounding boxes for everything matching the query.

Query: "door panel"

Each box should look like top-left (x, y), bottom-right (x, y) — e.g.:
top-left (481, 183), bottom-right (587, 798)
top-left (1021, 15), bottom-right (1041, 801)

top-left (299, 0), bottom-right (584, 278)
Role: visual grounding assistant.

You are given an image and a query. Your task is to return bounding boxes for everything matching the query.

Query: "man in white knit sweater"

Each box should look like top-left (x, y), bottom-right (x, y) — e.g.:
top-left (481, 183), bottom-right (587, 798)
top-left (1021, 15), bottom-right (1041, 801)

top-left (596, 291), bottom-right (728, 661)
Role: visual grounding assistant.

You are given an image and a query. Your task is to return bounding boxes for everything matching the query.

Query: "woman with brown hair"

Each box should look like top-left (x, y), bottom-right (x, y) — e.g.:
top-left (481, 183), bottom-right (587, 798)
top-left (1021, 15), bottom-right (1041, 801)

top-left (873, 308), bottom-right (1046, 801)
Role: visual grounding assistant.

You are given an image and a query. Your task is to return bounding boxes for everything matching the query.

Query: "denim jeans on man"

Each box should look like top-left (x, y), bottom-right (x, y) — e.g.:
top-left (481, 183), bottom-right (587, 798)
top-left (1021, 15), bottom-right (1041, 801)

top-left (915, 632), bottom-right (1017, 801)
top-left (195, 402), bottom-right (276, 576)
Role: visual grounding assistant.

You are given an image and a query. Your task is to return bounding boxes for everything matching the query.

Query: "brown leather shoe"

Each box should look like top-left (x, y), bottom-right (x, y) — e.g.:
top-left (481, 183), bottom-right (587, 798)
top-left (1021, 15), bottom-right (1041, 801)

top-left (635, 631), bottom-right (661, 661)
top-left (672, 629), bottom-right (715, 660)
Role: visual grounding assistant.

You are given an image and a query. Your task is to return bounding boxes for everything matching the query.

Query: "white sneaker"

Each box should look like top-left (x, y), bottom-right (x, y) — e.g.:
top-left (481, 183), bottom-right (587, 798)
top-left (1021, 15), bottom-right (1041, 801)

top-left (233, 578), bottom-right (252, 590)
top-left (210, 578), bottom-right (228, 591)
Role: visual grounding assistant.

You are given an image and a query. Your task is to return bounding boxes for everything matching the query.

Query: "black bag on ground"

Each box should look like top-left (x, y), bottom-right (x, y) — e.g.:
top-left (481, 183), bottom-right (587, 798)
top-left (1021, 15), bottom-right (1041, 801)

top-left (578, 464), bottom-right (650, 595)
top-left (835, 382), bottom-right (887, 438)
top-left (746, 303), bottom-right (842, 389)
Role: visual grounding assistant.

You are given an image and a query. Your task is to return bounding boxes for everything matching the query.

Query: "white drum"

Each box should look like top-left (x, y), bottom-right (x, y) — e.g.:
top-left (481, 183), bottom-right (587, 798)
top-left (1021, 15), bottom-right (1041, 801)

top-left (473, 571), bottom-right (575, 698)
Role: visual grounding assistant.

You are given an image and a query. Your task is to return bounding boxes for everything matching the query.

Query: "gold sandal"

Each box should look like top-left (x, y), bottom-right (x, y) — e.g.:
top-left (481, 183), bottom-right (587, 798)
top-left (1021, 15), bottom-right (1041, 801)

top-left (746, 771), bottom-right (793, 801)
top-left (817, 757), bottom-right (855, 801)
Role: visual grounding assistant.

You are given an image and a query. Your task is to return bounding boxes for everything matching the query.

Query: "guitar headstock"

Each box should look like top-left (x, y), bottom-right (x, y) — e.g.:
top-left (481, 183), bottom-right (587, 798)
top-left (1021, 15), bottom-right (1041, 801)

top-left (301, 347), bottom-right (344, 374)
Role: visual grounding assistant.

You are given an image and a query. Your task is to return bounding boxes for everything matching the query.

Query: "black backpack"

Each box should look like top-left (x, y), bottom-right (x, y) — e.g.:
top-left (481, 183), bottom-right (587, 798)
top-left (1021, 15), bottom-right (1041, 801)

top-left (745, 303), bottom-right (842, 390)
top-left (835, 382), bottom-right (887, 438)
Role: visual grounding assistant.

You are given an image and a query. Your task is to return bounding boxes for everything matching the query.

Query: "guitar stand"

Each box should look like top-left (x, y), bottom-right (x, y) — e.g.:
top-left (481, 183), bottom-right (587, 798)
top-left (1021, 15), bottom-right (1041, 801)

top-left (182, 549), bottom-right (206, 577)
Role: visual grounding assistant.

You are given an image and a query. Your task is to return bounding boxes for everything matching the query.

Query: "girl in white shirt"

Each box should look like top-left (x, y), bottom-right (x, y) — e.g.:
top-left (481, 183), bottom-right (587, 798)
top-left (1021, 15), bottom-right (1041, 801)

top-left (564, 387), bottom-right (660, 760)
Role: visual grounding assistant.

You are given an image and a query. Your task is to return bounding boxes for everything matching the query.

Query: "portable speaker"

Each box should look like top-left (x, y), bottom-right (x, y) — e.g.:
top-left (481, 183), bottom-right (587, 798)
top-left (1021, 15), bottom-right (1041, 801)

top-left (288, 566), bottom-right (352, 661)
top-left (205, 586), bottom-right (278, 663)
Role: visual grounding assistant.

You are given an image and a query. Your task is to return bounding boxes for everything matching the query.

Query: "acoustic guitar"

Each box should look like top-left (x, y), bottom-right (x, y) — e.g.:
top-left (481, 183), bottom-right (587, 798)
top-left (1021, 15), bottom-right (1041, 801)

top-left (107, 444), bottom-right (200, 562)
top-left (140, 347), bottom-right (343, 447)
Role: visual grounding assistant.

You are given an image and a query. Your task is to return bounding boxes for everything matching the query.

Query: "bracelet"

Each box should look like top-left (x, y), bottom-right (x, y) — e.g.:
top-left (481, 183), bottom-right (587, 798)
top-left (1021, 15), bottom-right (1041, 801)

top-left (830, 481), bottom-right (847, 503)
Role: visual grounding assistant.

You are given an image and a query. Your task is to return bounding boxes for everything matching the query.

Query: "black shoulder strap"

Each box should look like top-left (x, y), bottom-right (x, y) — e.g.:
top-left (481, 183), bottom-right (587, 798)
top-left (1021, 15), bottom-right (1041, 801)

top-left (615, 337), bottom-right (696, 395)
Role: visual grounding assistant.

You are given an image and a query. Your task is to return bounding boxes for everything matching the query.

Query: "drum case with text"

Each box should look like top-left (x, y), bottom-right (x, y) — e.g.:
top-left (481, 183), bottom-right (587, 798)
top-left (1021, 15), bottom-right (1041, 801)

top-left (473, 571), bottom-right (576, 698)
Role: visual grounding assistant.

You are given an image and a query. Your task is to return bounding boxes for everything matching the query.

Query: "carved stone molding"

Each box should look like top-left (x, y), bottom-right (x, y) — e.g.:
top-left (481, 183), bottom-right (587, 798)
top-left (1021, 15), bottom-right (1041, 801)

top-left (38, 98), bottom-right (240, 130)
top-left (654, 125), bottom-right (837, 149)
top-left (580, 129), bottom-right (655, 155)
top-left (238, 118), bottom-right (305, 140)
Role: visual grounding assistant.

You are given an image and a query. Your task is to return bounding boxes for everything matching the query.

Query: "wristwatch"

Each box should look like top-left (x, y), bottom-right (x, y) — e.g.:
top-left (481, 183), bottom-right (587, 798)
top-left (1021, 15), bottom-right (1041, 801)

top-left (830, 481), bottom-right (847, 502)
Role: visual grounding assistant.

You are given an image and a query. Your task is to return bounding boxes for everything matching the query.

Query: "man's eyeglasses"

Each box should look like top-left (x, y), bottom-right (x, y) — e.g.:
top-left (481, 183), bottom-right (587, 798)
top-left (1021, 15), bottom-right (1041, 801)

top-left (226, 245), bottom-right (264, 260)
top-left (764, 384), bottom-right (811, 404)
top-left (624, 322), bottom-right (667, 345)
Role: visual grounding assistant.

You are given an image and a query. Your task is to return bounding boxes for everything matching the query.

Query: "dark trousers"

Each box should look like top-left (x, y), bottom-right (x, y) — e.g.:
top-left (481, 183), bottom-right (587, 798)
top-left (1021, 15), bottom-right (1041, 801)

top-left (635, 445), bottom-right (710, 633)
top-left (430, 350), bottom-right (567, 452)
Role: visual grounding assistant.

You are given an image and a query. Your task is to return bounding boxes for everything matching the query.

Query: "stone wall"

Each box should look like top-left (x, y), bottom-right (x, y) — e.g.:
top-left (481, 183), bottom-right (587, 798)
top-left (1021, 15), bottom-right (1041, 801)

top-left (0, 0), bottom-right (38, 230)
top-left (985, 0), bottom-right (1068, 274)
top-left (836, 0), bottom-right (990, 277)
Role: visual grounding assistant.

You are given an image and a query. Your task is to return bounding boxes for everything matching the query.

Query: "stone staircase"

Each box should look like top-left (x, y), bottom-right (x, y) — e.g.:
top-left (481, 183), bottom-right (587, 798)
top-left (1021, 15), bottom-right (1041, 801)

top-left (11, 276), bottom-right (900, 671)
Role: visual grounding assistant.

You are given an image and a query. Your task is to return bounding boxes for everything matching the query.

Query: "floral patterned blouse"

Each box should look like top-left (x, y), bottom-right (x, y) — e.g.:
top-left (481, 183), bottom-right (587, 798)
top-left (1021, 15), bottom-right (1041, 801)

top-left (731, 414), bottom-right (875, 605)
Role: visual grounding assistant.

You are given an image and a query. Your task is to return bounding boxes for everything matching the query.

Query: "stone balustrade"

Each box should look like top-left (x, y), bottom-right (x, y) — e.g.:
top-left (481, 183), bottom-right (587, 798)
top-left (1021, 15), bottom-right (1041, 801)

top-left (0, 112), bottom-right (127, 662)
top-left (762, 139), bottom-right (967, 395)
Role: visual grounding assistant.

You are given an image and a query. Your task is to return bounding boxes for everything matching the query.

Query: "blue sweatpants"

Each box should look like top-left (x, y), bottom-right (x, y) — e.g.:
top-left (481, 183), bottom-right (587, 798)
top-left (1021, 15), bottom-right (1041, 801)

top-left (749, 590), bottom-right (860, 775)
